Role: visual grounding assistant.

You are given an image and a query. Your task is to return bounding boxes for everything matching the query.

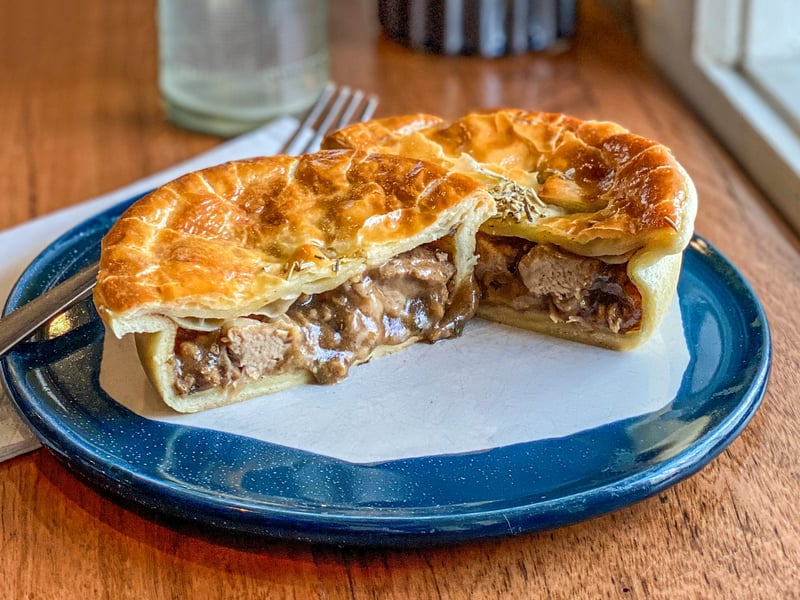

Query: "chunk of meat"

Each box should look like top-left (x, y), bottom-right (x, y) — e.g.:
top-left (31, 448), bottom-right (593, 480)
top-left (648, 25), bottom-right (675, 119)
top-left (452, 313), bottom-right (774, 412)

top-left (517, 245), bottom-right (598, 299)
top-left (223, 317), bottom-right (294, 379)
top-left (474, 234), bottom-right (642, 333)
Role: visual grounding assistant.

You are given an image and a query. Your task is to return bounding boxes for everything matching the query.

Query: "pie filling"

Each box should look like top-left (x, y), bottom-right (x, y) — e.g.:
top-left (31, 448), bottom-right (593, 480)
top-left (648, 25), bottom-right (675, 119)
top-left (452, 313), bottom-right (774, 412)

top-left (474, 232), bottom-right (642, 334)
top-left (171, 234), bottom-right (642, 396)
top-left (172, 245), bottom-right (478, 396)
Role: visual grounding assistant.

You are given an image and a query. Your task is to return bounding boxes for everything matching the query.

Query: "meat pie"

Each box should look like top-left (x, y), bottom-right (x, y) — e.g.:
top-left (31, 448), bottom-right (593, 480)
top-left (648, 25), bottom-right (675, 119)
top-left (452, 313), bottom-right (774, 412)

top-left (93, 150), bottom-right (495, 412)
top-left (323, 109), bottom-right (698, 350)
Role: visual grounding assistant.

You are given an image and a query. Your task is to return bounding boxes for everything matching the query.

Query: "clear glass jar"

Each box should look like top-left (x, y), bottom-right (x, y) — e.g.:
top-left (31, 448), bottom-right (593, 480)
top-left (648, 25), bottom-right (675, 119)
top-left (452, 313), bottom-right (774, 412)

top-left (158, 0), bottom-right (330, 136)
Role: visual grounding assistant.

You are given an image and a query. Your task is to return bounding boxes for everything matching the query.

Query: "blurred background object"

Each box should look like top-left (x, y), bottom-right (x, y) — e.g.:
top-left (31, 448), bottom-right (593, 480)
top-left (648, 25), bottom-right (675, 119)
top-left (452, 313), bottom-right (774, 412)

top-left (158, 0), bottom-right (330, 136)
top-left (378, 0), bottom-right (577, 56)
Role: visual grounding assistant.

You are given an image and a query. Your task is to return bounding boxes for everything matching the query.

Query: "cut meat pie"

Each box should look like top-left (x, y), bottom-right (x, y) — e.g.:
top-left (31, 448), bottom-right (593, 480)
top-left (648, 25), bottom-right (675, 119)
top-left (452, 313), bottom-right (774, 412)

top-left (93, 150), bottom-right (495, 412)
top-left (323, 109), bottom-right (698, 350)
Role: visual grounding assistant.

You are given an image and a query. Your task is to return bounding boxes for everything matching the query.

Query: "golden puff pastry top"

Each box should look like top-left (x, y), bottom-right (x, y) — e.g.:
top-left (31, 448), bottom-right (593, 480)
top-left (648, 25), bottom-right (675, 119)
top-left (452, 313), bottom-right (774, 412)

top-left (94, 150), bottom-right (495, 337)
top-left (323, 109), bottom-right (697, 259)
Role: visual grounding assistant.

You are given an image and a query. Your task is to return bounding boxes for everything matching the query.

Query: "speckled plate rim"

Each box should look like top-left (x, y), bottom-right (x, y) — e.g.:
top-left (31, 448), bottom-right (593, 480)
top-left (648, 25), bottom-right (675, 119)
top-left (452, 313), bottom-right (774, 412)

top-left (1, 198), bottom-right (771, 546)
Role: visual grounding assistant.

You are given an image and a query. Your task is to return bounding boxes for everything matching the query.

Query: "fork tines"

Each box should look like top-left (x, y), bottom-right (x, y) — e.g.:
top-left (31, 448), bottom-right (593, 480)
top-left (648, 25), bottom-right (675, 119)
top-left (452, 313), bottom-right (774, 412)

top-left (280, 83), bottom-right (379, 156)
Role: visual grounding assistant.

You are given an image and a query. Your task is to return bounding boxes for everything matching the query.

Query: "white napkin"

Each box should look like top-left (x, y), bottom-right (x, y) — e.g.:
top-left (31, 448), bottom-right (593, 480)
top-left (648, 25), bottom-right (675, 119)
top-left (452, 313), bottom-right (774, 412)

top-left (0, 117), bottom-right (300, 462)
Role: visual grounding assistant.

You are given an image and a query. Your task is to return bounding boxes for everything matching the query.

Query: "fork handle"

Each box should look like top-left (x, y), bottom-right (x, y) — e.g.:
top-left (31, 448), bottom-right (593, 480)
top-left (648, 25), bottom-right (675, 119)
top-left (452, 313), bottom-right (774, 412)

top-left (0, 262), bottom-right (99, 357)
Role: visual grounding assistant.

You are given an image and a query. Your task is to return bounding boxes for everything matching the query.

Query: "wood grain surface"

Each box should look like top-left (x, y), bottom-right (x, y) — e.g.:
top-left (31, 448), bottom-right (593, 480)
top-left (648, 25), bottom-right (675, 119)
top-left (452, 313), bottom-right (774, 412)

top-left (1, 1), bottom-right (798, 598)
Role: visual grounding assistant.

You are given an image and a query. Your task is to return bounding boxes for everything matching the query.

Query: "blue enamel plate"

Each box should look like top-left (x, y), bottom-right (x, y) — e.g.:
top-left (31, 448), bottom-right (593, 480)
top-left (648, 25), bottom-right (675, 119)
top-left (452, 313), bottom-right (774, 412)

top-left (2, 198), bottom-right (770, 546)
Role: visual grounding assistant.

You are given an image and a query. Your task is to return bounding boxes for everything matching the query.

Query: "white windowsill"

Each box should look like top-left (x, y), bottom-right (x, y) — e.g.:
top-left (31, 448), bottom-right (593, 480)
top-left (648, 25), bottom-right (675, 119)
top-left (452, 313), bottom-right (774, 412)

top-left (633, 0), bottom-right (800, 233)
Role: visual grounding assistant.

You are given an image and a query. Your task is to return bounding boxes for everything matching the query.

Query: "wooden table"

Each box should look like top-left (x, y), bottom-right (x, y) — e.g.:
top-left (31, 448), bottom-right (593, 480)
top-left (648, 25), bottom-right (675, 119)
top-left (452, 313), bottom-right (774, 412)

top-left (1, 1), bottom-right (797, 597)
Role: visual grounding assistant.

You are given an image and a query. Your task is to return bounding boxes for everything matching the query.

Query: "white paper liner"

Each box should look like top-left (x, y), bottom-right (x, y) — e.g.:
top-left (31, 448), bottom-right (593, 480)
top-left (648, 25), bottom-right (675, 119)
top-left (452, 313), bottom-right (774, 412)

top-left (100, 297), bottom-right (689, 464)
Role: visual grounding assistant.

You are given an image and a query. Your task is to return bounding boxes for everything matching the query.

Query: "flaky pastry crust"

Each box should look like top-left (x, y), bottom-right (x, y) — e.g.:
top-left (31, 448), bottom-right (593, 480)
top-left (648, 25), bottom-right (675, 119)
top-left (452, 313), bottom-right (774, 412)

top-left (323, 109), bottom-right (698, 349)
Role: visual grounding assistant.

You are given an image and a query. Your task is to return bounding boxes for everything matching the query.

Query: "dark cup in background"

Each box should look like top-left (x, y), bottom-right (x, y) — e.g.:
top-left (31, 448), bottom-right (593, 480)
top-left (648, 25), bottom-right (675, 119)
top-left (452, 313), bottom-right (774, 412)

top-left (378, 0), bottom-right (577, 57)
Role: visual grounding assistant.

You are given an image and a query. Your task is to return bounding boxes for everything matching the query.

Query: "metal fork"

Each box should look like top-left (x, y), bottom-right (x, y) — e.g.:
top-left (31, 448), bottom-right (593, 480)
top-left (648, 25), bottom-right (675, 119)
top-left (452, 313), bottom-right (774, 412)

top-left (0, 83), bottom-right (379, 357)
